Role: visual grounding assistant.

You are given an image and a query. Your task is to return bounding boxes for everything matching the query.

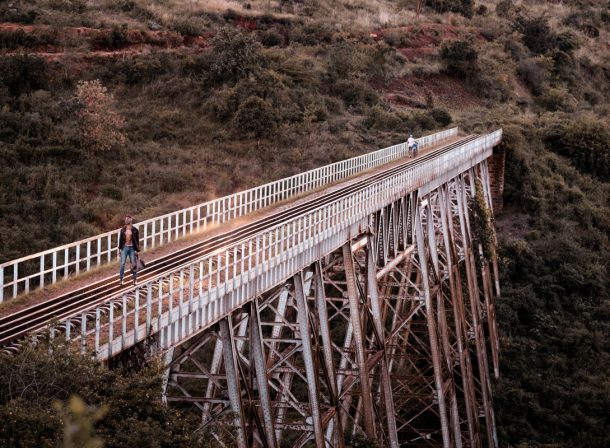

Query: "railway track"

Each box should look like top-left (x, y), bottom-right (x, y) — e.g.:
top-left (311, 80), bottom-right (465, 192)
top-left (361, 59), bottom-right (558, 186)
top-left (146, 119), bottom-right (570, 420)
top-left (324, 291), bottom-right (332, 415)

top-left (0, 135), bottom-right (477, 349)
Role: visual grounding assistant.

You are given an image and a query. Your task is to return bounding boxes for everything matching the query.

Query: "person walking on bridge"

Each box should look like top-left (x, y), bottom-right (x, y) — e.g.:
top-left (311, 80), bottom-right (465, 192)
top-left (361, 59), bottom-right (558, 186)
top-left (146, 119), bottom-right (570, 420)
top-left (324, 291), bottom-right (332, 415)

top-left (118, 215), bottom-right (140, 286)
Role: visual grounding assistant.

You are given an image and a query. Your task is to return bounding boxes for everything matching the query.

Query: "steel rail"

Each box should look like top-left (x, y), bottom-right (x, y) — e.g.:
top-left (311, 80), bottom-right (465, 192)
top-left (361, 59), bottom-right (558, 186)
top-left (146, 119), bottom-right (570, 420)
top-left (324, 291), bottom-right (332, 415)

top-left (0, 135), bottom-right (477, 347)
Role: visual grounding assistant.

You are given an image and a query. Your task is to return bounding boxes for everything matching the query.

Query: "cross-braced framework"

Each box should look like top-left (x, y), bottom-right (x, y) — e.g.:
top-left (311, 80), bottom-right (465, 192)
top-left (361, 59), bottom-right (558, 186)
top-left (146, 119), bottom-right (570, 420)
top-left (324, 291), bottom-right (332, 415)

top-left (163, 162), bottom-right (501, 448)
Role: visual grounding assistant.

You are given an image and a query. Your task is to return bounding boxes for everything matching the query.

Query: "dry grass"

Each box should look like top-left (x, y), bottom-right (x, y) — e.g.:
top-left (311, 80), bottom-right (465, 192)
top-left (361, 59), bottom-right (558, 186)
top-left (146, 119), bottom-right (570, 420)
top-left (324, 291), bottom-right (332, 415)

top-left (137, 0), bottom-right (295, 25)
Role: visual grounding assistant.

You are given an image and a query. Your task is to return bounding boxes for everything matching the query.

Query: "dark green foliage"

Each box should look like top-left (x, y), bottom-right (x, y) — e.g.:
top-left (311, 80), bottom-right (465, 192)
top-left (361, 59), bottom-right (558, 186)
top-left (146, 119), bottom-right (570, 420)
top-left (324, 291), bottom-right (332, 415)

top-left (494, 121), bottom-right (610, 448)
top-left (0, 340), bottom-right (206, 448)
top-left (209, 27), bottom-right (262, 82)
top-left (0, 55), bottom-right (51, 97)
top-left (289, 20), bottom-right (335, 46)
top-left (172, 18), bottom-right (203, 36)
top-left (332, 79), bottom-right (379, 109)
top-left (514, 15), bottom-right (554, 55)
top-left (105, 24), bottom-right (130, 49)
top-left (47, 0), bottom-right (87, 13)
top-left (0, 4), bottom-right (39, 24)
top-left (429, 108), bottom-right (452, 127)
top-left (232, 96), bottom-right (279, 138)
top-left (469, 178), bottom-right (495, 261)
top-left (365, 106), bottom-right (404, 131)
top-left (328, 40), bottom-right (369, 80)
top-left (541, 118), bottom-right (610, 181)
top-left (260, 29), bottom-right (284, 47)
top-left (425, 0), bottom-right (474, 18)
top-left (439, 39), bottom-right (479, 80)
top-left (517, 58), bottom-right (551, 95)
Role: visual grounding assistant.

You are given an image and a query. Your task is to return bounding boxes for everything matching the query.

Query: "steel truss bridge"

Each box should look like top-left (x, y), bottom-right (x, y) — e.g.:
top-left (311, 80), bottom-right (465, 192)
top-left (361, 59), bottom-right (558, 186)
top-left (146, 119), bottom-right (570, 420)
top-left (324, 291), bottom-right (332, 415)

top-left (0, 127), bottom-right (503, 447)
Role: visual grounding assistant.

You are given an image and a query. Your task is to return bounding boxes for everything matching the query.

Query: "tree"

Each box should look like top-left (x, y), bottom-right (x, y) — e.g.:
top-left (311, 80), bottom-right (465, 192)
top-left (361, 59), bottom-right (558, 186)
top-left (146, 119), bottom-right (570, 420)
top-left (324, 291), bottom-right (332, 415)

top-left (210, 27), bottom-right (262, 82)
top-left (440, 39), bottom-right (479, 80)
top-left (75, 79), bottom-right (126, 154)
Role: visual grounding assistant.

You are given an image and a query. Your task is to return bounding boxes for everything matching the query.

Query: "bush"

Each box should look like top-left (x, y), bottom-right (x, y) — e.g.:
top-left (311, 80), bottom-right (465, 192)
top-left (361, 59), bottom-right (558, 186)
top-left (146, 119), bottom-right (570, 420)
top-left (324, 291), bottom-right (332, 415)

top-left (440, 39), bottom-right (479, 80)
top-left (495, 0), bottom-right (516, 18)
top-left (331, 79), bottom-right (379, 109)
top-left (429, 108), bottom-right (452, 127)
top-left (327, 40), bottom-right (369, 81)
top-left (105, 24), bottom-right (130, 49)
top-left (365, 106), bottom-right (404, 131)
top-left (232, 96), bottom-right (280, 138)
top-left (541, 117), bottom-right (610, 181)
top-left (47, 0), bottom-right (86, 13)
top-left (517, 57), bottom-right (552, 96)
top-left (75, 80), bottom-right (126, 154)
top-left (260, 29), bottom-right (284, 47)
top-left (173, 18), bottom-right (203, 36)
top-left (425, 0), bottom-right (473, 18)
top-left (514, 15), bottom-right (555, 55)
top-left (0, 55), bottom-right (51, 96)
top-left (536, 87), bottom-right (576, 112)
top-left (289, 20), bottom-right (335, 46)
top-left (210, 27), bottom-right (262, 82)
top-left (0, 340), bottom-right (205, 448)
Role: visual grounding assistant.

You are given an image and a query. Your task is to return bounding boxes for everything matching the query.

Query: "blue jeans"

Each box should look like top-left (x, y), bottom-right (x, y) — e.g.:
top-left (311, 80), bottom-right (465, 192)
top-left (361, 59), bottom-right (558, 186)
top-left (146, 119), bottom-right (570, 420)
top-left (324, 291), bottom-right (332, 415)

top-left (119, 246), bottom-right (137, 282)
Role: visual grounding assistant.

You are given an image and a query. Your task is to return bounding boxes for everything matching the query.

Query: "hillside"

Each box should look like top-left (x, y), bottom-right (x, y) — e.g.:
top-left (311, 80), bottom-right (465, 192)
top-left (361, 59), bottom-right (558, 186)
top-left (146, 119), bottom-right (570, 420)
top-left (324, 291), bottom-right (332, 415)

top-left (1, 1), bottom-right (609, 447)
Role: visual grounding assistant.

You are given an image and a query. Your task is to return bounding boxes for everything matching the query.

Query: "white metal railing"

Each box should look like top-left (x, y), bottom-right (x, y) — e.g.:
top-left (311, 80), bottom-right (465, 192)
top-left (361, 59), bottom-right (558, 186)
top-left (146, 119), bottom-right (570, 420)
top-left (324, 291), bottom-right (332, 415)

top-left (55, 130), bottom-right (502, 360)
top-left (0, 128), bottom-right (459, 303)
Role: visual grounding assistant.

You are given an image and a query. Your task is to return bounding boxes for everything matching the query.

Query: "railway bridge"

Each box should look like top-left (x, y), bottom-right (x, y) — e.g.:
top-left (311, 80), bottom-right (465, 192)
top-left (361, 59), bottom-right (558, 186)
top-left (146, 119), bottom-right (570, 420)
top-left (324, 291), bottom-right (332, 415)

top-left (0, 127), bottom-right (503, 448)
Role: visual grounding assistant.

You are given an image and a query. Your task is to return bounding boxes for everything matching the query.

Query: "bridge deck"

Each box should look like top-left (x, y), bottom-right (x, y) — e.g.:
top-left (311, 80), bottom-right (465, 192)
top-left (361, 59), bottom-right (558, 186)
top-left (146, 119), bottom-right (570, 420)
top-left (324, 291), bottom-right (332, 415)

top-left (0, 133), bottom-right (467, 346)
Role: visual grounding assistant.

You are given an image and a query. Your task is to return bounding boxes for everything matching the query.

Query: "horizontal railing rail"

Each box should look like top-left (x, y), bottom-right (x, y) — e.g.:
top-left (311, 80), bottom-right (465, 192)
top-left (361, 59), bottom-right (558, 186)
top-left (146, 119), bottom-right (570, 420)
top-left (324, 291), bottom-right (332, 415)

top-left (0, 128), bottom-right (459, 303)
top-left (52, 130), bottom-right (502, 360)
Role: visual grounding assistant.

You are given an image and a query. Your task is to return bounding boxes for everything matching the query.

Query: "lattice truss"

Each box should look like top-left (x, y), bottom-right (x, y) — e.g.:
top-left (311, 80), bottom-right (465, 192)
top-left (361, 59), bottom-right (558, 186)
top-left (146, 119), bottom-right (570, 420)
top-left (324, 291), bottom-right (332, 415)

top-left (163, 164), bottom-right (501, 448)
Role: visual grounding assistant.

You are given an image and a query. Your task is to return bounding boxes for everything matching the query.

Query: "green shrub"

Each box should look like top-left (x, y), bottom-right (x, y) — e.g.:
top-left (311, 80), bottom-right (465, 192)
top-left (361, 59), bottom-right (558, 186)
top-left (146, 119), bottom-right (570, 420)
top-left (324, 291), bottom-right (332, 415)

top-left (0, 5), bottom-right (38, 24)
top-left (495, 0), bottom-right (516, 18)
top-left (173, 18), bottom-right (203, 36)
top-left (209, 28), bottom-right (262, 83)
top-left (514, 15), bottom-right (555, 55)
top-left (260, 29), bottom-right (284, 47)
top-left (105, 24), bottom-right (130, 49)
top-left (47, 0), bottom-right (86, 13)
top-left (328, 40), bottom-right (369, 81)
top-left (517, 57), bottom-right (551, 96)
top-left (0, 55), bottom-right (51, 96)
top-left (425, 0), bottom-right (473, 18)
top-left (429, 108), bottom-right (452, 127)
top-left (289, 20), bottom-right (335, 46)
top-left (332, 79), bottom-right (379, 109)
top-left (440, 39), bottom-right (479, 80)
top-left (541, 117), bottom-right (610, 181)
top-left (203, 88), bottom-right (236, 122)
top-left (120, 55), bottom-right (170, 84)
top-left (535, 87), bottom-right (576, 112)
top-left (0, 29), bottom-right (37, 49)
top-left (100, 185), bottom-right (123, 200)
top-left (232, 96), bottom-right (279, 138)
top-left (365, 106), bottom-right (404, 131)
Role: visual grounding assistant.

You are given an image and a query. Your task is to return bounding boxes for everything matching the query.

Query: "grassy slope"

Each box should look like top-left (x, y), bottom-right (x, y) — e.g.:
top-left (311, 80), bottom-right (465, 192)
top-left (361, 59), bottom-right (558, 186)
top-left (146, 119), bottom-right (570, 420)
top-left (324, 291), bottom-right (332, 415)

top-left (1, 0), bottom-right (609, 447)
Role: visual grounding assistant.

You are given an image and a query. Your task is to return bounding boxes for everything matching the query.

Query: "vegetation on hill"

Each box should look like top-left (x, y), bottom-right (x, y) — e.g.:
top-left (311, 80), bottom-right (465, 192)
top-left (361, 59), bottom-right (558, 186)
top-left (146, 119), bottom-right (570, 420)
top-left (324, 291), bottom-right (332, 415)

top-left (0, 0), bottom-right (609, 447)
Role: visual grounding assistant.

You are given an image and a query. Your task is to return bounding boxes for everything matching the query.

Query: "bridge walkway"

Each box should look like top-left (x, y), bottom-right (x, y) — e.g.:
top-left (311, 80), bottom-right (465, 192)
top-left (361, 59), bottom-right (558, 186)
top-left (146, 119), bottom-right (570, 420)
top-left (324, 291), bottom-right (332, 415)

top-left (0, 133), bottom-right (467, 349)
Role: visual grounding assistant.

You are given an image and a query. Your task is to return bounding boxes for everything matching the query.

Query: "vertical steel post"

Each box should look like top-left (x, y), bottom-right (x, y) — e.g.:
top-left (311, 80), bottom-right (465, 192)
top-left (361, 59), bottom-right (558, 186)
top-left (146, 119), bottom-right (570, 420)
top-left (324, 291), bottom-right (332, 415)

top-left (219, 317), bottom-right (247, 448)
top-left (415, 201), bottom-right (451, 448)
top-left (366, 241), bottom-right (399, 448)
top-left (342, 243), bottom-right (376, 439)
top-left (293, 272), bottom-right (325, 447)
top-left (313, 262), bottom-right (345, 448)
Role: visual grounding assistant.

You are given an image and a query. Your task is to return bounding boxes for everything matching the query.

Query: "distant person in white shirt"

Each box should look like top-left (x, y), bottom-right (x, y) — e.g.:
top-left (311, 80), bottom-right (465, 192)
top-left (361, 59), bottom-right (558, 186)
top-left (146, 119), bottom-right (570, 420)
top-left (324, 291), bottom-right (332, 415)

top-left (407, 134), bottom-right (417, 157)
